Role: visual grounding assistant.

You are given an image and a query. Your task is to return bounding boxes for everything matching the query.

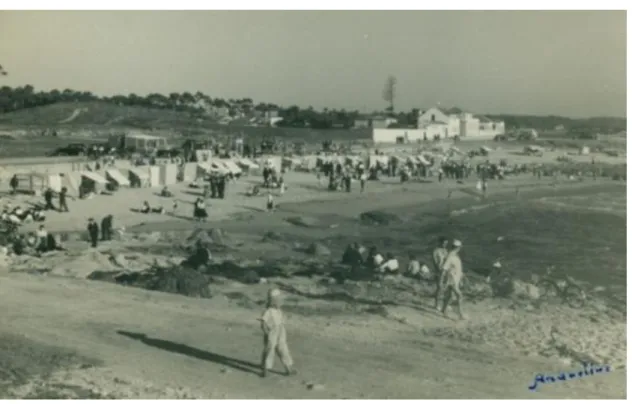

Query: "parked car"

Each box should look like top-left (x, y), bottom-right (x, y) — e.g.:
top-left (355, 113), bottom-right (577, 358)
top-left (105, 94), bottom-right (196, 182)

top-left (48, 143), bottom-right (88, 156)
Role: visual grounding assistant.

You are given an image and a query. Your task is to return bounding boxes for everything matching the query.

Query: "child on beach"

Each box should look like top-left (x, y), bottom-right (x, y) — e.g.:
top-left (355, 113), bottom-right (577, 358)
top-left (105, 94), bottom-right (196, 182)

top-left (266, 192), bottom-right (275, 212)
top-left (258, 288), bottom-right (295, 378)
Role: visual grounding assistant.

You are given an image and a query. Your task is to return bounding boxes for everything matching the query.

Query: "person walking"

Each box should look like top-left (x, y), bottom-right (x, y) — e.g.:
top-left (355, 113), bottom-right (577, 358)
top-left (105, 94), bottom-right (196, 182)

top-left (101, 214), bottom-right (113, 241)
top-left (44, 188), bottom-right (55, 210)
top-left (433, 237), bottom-right (449, 311)
top-left (87, 218), bottom-right (99, 248)
top-left (59, 187), bottom-right (70, 213)
top-left (258, 288), bottom-right (295, 378)
top-left (440, 240), bottom-right (466, 320)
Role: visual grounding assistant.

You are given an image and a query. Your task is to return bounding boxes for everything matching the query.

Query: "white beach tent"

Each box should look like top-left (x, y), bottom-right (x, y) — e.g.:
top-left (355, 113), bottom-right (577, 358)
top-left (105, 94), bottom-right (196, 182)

top-left (80, 171), bottom-right (108, 194)
top-left (128, 167), bottom-right (150, 188)
top-left (106, 168), bottom-right (131, 187)
top-left (210, 161), bottom-right (231, 175)
top-left (237, 158), bottom-right (259, 169)
top-left (221, 160), bottom-right (243, 175)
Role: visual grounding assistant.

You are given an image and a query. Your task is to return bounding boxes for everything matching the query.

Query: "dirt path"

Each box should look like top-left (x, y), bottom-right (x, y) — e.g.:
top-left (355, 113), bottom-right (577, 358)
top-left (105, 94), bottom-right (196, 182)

top-left (0, 274), bottom-right (624, 399)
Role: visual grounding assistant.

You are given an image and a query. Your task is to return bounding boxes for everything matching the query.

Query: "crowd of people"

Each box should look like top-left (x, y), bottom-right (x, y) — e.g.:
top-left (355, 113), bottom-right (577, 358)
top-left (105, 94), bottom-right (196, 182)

top-left (340, 236), bottom-right (467, 320)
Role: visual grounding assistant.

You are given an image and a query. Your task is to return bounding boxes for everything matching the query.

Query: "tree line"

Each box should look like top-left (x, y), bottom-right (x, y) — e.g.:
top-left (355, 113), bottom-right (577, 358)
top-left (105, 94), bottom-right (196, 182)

top-left (0, 84), bottom-right (625, 133)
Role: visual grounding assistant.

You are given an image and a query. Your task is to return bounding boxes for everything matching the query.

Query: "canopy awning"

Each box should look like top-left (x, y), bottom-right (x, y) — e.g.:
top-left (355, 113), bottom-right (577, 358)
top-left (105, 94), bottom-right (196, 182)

top-left (106, 168), bottom-right (130, 186)
top-left (81, 171), bottom-right (108, 184)
top-left (129, 167), bottom-right (149, 180)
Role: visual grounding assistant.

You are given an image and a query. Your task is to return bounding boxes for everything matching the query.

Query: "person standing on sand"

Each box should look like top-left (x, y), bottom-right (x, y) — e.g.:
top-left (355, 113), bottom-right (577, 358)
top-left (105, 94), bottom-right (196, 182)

top-left (440, 240), bottom-right (466, 320)
top-left (433, 237), bottom-right (449, 310)
top-left (59, 187), bottom-right (70, 212)
top-left (259, 288), bottom-right (296, 378)
top-left (266, 192), bottom-right (275, 212)
top-left (87, 218), bottom-right (99, 248)
top-left (101, 214), bottom-right (113, 241)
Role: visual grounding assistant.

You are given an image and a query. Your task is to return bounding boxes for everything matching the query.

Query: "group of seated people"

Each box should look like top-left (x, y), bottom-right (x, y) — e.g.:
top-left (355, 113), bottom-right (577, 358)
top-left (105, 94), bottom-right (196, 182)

top-left (1, 205), bottom-right (46, 225)
top-left (11, 228), bottom-right (64, 256)
top-left (341, 243), bottom-right (431, 278)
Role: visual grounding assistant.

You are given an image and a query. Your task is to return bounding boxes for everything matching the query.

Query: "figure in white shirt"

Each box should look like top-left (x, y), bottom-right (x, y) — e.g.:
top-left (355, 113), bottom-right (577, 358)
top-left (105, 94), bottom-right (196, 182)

top-left (440, 240), bottom-right (466, 320)
top-left (378, 253), bottom-right (400, 274)
top-left (258, 288), bottom-right (295, 378)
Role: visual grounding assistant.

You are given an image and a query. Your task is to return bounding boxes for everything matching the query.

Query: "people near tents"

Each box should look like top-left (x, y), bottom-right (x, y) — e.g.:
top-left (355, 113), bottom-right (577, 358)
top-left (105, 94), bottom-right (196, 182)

top-left (44, 188), bottom-right (55, 210)
top-left (101, 214), bottom-right (113, 241)
top-left (9, 174), bottom-right (19, 194)
top-left (266, 192), bottom-right (275, 212)
top-left (193, 198), bottom-right (208, 221)
top-left (59, 187), bottom-right (70, 212)
top-left (278, 176), bottom-right (285, 195)
top-left (247, 184), bottom-right (261, 197)
top-left (140, 201), bottom-right (151, 214)
top-left (87, 218), bottom-right (99, 248)
top-left (151, 206), bottom-right (165, 214)
top-left (32, 207), bottom-right (45, 222)
top-left (217, 174), bottom-right (226, 199)
top-left (160, 186), bottom-right (173, 197)
top-left (35, 224), bottom-right (48, 252)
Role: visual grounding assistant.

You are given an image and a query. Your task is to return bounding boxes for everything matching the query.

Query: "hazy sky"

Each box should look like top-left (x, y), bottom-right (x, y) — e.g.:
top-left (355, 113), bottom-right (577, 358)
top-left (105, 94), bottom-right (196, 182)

top-left (0, 10), bottom-right (626, 117)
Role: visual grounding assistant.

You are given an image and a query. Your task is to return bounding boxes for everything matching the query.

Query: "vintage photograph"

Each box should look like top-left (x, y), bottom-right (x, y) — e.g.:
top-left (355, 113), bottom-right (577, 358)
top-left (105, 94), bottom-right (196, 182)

top-left (0, 9), bottom-right (627, 399)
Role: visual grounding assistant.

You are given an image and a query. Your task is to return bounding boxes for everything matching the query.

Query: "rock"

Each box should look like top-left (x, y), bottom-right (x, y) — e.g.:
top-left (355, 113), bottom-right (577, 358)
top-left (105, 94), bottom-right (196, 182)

top-left (259, 277), bottom-right (268, 284)
top-left (306, 242), bottom-right (331, 257)
top-left (494, 279), bottom-right (540, 300)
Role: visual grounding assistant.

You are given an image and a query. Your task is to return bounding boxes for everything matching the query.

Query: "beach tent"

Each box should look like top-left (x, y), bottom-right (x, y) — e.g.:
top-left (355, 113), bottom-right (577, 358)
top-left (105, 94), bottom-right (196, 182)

top-left (210, 161), bottom-right (231, 175)
top-left (159, 164), bottom-right (178, 186)
top-left (237, 158), bottom-right (259, 169)
top-left (221, 160), bottom-right (243, 176)
top-left (182, 162), bottom-right (198, 181)
top-left (80, 171), bottom-right (108, 195)
top-left (128, 167), bottom-right (150, 188)
top-left (368, 155), bottom-right (389, 168)
top-left (415, 155), bottom-right (431, 165)
top-left (106, 168), bottom-right (131, 187)
top-left (13, 172), bottom-right (56, 195)
top-left (60, 172), bottom-right (81, 197)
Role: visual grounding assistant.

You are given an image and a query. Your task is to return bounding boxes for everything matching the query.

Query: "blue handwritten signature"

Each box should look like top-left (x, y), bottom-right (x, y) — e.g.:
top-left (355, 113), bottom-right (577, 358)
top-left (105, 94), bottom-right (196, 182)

top-left (529, 363), bottom-right (612, 391)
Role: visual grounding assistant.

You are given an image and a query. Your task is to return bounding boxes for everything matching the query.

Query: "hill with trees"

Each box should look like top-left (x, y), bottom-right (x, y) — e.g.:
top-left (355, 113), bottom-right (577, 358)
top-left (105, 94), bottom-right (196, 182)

top-left (0, 85), bottom-right (626, 133)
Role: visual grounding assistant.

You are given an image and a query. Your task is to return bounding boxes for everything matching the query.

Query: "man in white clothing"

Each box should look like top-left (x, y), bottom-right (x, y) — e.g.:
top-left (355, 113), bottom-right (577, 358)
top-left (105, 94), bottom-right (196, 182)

top-left (440, 240), bottom-right (466, 320)
top-left (378, 253), bottom-right (399, 274)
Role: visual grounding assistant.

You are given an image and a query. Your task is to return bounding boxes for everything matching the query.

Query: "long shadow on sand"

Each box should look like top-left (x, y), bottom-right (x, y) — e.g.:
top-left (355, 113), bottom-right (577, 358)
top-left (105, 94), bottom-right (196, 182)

top-left (116, 331), bottom-right (277, 376)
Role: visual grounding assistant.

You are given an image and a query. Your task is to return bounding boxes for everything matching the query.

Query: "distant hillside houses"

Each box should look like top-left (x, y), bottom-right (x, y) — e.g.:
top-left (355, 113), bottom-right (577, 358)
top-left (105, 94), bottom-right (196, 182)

top-left (417, 107), bottom-right (505, 139)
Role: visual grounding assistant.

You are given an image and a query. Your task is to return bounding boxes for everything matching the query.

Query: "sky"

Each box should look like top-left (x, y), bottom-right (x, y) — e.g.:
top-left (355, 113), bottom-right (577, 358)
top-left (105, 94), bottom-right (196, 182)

top-left (0, 10), bottom-right (627, 117)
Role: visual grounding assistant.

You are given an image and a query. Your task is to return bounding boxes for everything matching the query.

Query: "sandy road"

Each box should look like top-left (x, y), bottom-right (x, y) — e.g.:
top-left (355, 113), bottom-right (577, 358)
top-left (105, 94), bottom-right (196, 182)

top-left (0, 273), bottom-right (625, 399)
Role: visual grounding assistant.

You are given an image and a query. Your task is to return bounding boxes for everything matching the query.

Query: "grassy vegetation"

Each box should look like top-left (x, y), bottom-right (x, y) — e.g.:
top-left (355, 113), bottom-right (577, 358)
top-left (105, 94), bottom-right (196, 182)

top-left (0, 101), bottom-right (214, 130)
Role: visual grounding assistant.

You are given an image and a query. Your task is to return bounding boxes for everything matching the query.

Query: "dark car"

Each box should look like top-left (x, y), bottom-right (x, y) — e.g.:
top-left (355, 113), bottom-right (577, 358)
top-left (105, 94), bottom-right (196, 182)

top-left (49, 143), bottom-right (88, 156)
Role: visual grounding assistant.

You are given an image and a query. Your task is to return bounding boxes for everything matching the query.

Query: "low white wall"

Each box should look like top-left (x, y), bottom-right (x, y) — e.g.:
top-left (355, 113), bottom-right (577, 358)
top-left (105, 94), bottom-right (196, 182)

top-left (372, 129), bottom-right (425, 143)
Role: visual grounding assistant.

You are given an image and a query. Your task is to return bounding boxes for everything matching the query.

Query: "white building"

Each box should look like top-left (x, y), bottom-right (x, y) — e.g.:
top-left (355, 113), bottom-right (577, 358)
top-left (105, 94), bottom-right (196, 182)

top-left (417, 107), bottom-right (505, 140)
